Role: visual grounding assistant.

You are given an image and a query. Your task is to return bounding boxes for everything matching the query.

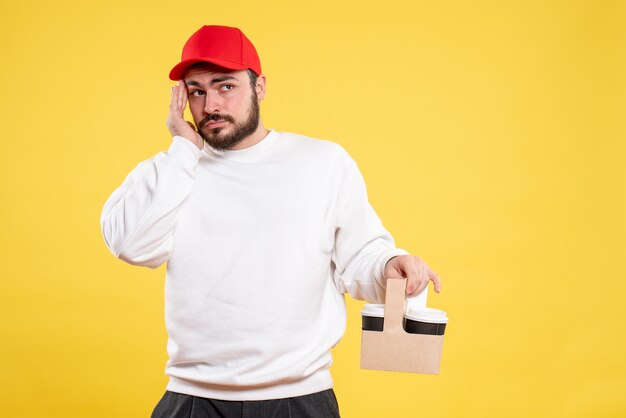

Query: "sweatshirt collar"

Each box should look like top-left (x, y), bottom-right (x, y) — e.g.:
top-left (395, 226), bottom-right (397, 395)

top-left (203, 129), bottom-right (279, 162)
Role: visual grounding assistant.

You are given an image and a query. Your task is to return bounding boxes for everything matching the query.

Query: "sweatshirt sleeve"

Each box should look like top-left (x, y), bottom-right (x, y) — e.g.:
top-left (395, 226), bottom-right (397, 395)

top-left (100, 136), bottom-right (202, 268)
top-left (331, 154), bottom-right (409, 303)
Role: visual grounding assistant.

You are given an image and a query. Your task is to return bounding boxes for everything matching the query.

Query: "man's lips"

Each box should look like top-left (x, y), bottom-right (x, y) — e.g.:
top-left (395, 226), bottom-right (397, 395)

top-left (200, 114), bottom-right (233, 129)
top-left (206, 120), bottom-right (228, 128)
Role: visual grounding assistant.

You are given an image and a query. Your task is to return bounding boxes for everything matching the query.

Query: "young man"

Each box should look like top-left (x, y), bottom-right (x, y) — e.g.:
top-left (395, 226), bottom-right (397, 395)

top-left (101, 25), bottom-right (441, 418)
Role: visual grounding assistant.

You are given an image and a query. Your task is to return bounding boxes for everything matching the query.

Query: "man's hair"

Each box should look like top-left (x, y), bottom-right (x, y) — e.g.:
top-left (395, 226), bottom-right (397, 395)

top-left (246, 69), bottom-right (258, 91)
top-left (184, 62), bottom-right (258, 91)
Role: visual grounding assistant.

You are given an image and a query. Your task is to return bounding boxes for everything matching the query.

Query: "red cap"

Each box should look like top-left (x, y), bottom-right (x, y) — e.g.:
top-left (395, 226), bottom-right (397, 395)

top-left (169, 25), bottom-right (262, 80)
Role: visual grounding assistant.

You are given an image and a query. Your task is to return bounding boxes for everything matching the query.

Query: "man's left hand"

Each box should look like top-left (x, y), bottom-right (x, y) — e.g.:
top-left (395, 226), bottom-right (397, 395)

top-left (384, 255), bottom-right (442, 295)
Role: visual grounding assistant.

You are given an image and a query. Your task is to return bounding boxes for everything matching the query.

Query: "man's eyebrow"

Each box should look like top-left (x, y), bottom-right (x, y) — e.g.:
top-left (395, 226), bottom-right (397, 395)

top-left (210, 75), bottom-right (236, 85)
top-left (185, 76), bottom-right (237, 88)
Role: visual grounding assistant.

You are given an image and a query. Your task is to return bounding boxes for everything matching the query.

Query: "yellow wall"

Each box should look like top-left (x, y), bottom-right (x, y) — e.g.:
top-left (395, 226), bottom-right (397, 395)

top-left (1, 1), bottom-right (625, 417)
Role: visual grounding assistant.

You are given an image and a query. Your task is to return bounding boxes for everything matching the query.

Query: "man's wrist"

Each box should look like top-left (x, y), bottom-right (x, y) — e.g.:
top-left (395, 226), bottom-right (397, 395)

top-left (171, 136), bottom-right (203, 162)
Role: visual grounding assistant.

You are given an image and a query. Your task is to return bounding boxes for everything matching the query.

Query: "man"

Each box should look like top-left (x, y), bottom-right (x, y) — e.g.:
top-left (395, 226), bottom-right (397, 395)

top-left (101, 25), bottom-right (441, 417)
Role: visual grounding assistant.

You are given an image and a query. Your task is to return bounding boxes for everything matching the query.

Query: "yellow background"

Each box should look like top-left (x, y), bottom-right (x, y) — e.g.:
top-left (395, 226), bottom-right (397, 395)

top-left (1, 0), bottom-right (625, 417)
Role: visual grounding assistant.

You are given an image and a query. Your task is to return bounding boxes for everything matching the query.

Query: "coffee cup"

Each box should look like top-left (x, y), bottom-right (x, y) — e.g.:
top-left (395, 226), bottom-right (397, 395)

top-left (404, 307), bottom-right (448, 335)
top-left (361, 304), bottom-right (385, 331)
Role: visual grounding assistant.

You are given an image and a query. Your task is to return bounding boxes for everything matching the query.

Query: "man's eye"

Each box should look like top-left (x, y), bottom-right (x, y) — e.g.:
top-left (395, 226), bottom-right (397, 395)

top-left (190, 91), bottom-right (205, 97)
top-left (221, 84), bottom-right (234, 91)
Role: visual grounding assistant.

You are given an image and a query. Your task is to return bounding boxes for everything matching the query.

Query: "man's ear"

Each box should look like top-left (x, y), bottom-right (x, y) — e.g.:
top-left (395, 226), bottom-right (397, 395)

top-left (255, 74), bottom-right (267, 101)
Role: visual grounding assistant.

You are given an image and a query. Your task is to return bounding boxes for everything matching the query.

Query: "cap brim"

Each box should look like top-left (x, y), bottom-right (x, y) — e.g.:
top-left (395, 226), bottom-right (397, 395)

top-left (169, 58), bottom-right (249, 80)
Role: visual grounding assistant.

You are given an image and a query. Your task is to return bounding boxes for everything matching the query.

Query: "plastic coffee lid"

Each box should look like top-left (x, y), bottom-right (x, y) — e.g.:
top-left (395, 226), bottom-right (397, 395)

top-left (361, 304), bottom-right (385, 318)
top-left (405, 307), bottom-right (448, 324)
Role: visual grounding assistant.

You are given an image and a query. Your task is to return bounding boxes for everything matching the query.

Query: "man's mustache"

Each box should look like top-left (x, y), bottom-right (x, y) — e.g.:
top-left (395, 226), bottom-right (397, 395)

top-left (199, 113), bottom-right (235, 129)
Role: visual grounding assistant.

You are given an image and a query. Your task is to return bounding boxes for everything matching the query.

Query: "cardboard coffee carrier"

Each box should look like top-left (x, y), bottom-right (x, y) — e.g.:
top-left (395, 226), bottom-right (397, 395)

top-left (360, 278), bottom-right (445, 374)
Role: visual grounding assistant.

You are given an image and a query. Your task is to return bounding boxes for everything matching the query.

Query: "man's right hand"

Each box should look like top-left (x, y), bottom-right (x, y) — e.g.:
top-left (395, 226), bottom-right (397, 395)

top-left (167, 80), bottom-right (204, 150)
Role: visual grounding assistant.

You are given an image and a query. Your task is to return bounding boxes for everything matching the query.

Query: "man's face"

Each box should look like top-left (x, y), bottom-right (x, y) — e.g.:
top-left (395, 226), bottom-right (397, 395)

top-left (184, 65), bottom-right (262, 150)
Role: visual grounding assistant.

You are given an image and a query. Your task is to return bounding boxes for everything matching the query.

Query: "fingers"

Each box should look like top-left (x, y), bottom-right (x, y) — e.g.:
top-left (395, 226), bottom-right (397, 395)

top-left (169, 85), bottom-right (176, 112)
top-left (176, 81), bottom-right (182, 108)
top-left (401, 256), bottom-right (424, 295)
top-left (402, 257), bottom-right (420, 294)
top-left (410, 258), bottom-right (429, 295)
top-left (385, 255), bottom-right (442, 295)
top-left (407, 256), bottom-right (442, 296)
top-left (177, 80), bottom-right (186, 111)
top-left (430, 269), bottom-right (442, 293)
top-left (170, 81), bottom-right (186, 115)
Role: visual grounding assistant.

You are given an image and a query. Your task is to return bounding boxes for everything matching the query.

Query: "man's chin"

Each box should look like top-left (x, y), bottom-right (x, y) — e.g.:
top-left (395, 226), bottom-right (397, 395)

top-left (201, 129), bottom-right (227, 143)
top-left (201, 132), bottom-right (245, 151)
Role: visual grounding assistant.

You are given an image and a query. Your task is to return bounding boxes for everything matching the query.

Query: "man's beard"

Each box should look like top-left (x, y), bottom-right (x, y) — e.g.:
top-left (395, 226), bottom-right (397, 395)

top-left (197, 92), bottom-right (260, 151)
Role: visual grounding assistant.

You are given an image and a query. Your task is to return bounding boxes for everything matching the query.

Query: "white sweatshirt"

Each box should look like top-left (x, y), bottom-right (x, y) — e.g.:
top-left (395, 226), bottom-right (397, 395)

top-left (101, 130), bottom-right (407, 400)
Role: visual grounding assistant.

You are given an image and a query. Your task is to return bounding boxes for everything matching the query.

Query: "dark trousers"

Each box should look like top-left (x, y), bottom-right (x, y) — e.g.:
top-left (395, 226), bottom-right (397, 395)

top-left (151, 389), bottom-right (341, 418)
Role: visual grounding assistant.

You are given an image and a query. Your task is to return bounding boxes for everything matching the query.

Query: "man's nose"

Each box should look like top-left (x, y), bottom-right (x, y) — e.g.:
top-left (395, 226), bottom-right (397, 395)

top-left (204, 90), bottom-right (221, 114)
